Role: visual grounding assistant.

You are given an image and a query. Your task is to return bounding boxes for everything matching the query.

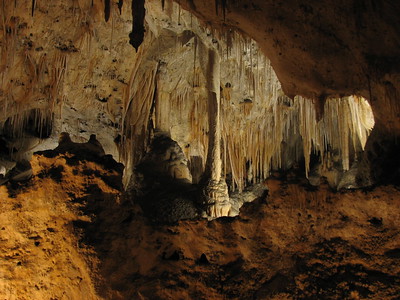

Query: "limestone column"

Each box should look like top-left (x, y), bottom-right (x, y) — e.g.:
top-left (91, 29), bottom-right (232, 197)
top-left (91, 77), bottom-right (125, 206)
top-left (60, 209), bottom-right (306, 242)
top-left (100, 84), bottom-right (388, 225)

top-left (204, 48), bottom-right (231, 218)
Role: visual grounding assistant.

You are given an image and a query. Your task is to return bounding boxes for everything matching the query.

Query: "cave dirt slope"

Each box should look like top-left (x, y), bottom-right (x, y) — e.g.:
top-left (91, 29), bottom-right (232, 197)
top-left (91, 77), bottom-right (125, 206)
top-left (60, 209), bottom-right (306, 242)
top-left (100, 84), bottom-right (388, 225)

top-left (1, 154), bottom-right (400, 299)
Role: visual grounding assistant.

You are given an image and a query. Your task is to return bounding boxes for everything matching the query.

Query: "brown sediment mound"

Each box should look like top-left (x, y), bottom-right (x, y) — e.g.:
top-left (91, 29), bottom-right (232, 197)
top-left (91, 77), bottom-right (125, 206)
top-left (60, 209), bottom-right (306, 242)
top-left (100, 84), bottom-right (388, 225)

top-left (0, 152), bottom-right (123, 299)
top-left (1, 154), bottom-right (399, 299)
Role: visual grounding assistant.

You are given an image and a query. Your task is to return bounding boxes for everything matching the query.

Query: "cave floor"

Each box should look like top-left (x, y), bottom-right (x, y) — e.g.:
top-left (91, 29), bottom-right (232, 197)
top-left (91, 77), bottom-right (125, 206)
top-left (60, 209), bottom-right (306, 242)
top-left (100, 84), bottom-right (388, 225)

top-left (0, 153), bottom-right (399, 300)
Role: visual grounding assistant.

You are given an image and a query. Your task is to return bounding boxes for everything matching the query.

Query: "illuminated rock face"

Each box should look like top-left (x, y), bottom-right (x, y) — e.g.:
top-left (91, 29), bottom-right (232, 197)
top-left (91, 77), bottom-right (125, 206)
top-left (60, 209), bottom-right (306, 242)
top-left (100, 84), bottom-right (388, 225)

top-left (0, 0), bottom-right (396, 217)
top-left (1, 2), bottom-right (400, 298)
top-left (177, 0), bottom-right (400, 132)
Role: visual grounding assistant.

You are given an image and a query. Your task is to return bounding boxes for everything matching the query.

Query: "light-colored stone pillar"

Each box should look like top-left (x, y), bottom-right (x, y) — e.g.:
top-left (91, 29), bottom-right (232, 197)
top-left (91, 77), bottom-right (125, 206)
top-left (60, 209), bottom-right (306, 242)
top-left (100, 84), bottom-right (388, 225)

top-left (204, 48), bottom-right (231, 218)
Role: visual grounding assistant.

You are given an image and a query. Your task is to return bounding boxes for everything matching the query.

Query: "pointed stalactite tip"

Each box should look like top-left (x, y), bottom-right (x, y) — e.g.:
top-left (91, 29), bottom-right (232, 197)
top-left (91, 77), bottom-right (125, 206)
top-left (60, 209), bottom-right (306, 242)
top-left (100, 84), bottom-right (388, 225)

top-left (130, 0), bottom-right (146, 51)
top-left (129, 30), bottom-right (145, 51)
top-left (215, 0), bottom-right (228, 19)
top-left (31, 0), bottom-right (35, 17)
top-left (315, 96), bottom-right (326, 122)
top-left (118, 0), bottom-right (123, 15)
top-left (104, 0), bottom-right (111, 22)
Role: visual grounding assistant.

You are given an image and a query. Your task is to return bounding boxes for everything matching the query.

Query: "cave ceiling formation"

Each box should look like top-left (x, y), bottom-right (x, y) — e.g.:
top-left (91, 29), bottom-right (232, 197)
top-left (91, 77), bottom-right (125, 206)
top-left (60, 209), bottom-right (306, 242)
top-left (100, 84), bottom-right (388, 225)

top-left (177, 0), bottom-right (400, 132)
top-left (0, 0), bottom-right (397, 216)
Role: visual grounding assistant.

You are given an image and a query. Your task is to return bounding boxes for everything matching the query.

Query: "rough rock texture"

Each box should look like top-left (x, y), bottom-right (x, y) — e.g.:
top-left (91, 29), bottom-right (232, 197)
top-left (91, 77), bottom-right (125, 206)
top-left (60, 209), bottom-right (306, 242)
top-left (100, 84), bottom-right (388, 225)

top-left (0, 146), bottom-right (123, 299)
top-left (1, 156), bottom-right (399, 299)
top-left (0, 0), bottom-right (140, 159)
top-left (228, 183), bottom-right (268, 216)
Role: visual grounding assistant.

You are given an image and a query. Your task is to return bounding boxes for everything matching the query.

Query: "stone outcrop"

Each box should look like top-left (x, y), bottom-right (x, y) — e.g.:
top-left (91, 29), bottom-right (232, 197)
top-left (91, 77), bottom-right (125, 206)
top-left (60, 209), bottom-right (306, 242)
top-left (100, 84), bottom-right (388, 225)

top-left (54, 133), bottom-right (106, 158)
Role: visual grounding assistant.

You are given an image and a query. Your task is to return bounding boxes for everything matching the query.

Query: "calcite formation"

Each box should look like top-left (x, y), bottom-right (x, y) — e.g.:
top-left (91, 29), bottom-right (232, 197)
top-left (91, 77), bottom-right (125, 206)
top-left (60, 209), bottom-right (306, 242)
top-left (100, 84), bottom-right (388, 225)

top-left (0, 0), bottom-right (382, 218)
top-left (177, 0), bottom-right (400, 131)
top-left (1, 1), bottom-right (400, 299)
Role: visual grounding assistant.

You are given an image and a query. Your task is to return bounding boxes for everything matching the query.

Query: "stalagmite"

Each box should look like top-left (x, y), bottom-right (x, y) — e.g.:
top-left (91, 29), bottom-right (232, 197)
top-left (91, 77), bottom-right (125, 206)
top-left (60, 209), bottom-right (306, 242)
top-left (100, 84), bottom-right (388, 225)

top-left (203, 48), bottom-right (231, 218)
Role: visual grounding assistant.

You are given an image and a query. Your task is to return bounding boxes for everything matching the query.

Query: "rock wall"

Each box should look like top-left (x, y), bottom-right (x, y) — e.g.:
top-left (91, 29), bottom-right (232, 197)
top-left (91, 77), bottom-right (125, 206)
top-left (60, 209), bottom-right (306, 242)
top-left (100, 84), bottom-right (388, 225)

top-left (0, 0), bottom-right (382, 193)
top-left (2, 152), bottom-right (399, 299)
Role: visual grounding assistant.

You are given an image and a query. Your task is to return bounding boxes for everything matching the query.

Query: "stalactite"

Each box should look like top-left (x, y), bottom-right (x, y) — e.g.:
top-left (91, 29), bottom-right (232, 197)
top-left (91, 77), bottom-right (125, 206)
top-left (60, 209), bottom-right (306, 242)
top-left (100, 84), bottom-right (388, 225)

top-left (204, 49), bottom-right (222, 182)
top-left (104, 0), bottom-right (111, 22)
top-left (221, 0), bottom-right (227, 20)
top-left (214, 0), bottom-right (227, 19)
top-left (31, 0), bottom-right (35, 17)
top-left (192, 36), bottom-right (197, 87)
top-left (147, 68), bottom-right (158, 147)
top-left (117, 0), bottom-right (123, 14)
top-left (110, 2), bottom-right (115, 49)
top-left (90, 1), bottom-right (376, 192)
top-left (177, 2), bottom-right (181, 25)
top-left (129, 0), bottom-right (146, 51)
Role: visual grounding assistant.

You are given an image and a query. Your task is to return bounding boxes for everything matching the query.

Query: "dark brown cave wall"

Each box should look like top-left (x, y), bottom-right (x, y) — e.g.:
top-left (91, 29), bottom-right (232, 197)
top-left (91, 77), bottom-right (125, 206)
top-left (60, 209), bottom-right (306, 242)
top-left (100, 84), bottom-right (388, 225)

top-left (176, 0), bottom-right (400, 131)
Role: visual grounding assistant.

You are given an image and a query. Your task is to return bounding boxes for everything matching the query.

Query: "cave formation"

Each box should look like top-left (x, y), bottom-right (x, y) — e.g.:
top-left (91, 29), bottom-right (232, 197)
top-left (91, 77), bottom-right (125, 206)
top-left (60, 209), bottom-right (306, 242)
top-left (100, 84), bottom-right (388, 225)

top-left (0, 0), bottom-right (399, 299)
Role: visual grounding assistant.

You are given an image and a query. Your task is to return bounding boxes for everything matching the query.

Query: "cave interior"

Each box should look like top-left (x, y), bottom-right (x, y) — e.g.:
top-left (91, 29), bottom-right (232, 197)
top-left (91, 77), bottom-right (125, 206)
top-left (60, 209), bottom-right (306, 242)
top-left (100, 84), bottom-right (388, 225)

top-left (0, 0), bottom-right (400, 299)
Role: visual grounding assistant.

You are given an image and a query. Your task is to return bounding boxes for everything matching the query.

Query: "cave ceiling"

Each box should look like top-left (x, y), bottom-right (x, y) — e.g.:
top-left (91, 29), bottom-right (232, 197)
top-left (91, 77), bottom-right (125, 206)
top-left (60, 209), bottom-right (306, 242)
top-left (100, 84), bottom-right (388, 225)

top-left (177, 0), bottom-right (400, 130)
top-left (177, 0), bottom-right (400, 96)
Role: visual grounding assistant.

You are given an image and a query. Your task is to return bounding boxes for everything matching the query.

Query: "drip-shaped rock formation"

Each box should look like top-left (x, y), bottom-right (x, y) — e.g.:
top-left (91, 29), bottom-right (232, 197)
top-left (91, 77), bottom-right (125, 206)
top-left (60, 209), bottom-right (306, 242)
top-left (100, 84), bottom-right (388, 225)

top-left (0, 0), bottom-right (386, 208)
top-left (203, 48), bottom-right (230, 217)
